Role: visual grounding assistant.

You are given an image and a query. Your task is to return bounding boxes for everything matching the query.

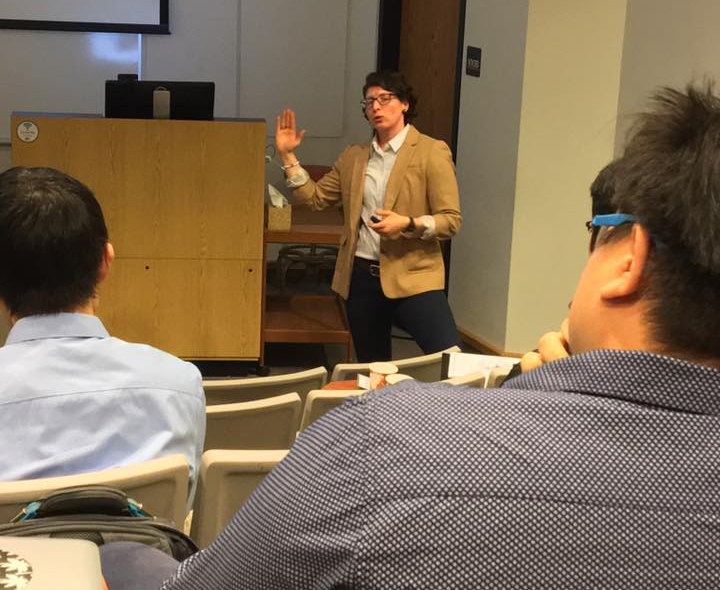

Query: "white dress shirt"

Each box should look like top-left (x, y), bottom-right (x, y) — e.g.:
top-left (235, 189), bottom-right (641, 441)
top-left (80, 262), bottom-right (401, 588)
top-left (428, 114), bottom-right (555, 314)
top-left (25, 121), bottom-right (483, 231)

top-left (0, 313), bottom-right (206, 504)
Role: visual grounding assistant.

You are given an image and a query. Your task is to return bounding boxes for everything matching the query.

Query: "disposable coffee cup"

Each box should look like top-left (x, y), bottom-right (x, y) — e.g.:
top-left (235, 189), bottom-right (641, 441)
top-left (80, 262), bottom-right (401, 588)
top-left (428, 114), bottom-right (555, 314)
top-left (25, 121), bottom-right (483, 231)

top-left (385, 373), bottom-right (413, 385)
top-left (368, 362), bottom-right (398, 388)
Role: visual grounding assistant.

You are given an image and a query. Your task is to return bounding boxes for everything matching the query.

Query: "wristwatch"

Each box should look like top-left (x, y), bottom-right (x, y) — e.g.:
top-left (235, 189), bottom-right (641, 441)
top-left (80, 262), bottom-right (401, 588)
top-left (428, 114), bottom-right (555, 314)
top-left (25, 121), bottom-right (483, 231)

top-left (405, 216), bottom-right (416, 233)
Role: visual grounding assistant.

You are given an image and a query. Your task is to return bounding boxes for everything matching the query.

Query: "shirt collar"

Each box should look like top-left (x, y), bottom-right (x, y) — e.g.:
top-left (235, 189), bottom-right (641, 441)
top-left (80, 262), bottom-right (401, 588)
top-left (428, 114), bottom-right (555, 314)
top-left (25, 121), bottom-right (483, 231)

top-left (6, 313), bottom-right (109, 344)
top-left (372, 124), bottom-right (410, 154)
top-left (504, 348), bottom-right (720, 417)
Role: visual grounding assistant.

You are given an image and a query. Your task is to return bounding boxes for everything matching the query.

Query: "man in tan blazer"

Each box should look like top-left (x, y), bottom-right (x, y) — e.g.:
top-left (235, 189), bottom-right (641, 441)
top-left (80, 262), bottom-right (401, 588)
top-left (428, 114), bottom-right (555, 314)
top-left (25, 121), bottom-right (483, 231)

top-left (276, 71), bottom-right (461, 362)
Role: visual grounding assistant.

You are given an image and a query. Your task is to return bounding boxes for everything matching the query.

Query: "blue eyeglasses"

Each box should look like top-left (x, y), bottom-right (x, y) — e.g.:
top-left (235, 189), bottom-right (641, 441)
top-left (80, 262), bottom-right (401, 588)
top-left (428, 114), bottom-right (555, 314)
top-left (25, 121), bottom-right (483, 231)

top-left (585, 213), bottom-right (639, 251)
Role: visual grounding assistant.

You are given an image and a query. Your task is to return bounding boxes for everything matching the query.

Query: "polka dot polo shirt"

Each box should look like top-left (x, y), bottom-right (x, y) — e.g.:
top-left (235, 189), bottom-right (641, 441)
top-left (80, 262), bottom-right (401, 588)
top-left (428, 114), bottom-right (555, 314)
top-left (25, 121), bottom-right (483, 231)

top-left (163, 349), bottom-right (720, 589)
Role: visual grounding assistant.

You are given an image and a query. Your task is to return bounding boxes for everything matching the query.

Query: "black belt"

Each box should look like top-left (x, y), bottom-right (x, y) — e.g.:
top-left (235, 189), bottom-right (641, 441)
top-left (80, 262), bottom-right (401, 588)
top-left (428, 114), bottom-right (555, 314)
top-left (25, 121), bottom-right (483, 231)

top-left (354, 257), bottom-right (380, 277)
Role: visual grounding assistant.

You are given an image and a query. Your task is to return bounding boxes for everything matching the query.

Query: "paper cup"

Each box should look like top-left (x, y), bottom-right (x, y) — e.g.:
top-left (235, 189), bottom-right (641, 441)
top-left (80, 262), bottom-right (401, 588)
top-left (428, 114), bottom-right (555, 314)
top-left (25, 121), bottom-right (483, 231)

top-left (368, 362), bottom-right (398, 388)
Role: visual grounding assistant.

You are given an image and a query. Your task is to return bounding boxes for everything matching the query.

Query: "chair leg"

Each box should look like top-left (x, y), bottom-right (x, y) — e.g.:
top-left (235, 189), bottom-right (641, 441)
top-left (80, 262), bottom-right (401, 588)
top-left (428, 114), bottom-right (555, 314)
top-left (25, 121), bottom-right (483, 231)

top-left (277, 257), bottom-right (292, 291)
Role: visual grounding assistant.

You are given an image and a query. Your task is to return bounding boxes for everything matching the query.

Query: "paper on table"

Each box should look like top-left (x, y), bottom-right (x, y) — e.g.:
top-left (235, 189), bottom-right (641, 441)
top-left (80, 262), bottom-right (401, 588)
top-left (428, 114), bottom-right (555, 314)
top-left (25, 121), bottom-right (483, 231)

top-left (356, 374), bottom-right (370, 390)
top-left (446, 352), bottom-right (519, 381)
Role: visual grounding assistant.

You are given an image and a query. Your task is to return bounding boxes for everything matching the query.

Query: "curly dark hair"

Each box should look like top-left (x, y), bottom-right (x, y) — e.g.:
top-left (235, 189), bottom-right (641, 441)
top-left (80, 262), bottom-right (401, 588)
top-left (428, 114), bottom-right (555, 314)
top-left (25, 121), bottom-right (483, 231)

top-left (0, 167), bottom-right (108, 317)
top-left (362, 70), bottom-right (418, 124)
top-left (608, 82), bottom-right (720, 360)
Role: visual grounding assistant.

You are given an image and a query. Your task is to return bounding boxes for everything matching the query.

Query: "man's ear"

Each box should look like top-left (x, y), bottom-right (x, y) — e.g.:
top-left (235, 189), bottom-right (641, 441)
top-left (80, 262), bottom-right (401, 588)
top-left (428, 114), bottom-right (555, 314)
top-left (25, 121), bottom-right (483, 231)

top-left (600, 224), bottom-right (651, 301)
top-left (97, 242), bottom-right (115, 284)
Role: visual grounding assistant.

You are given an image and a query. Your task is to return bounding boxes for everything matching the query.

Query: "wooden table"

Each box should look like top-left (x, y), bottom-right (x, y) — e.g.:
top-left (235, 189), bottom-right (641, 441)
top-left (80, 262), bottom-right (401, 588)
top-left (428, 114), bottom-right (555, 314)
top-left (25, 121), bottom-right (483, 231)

top-left (263, 224), bottom-right (353, 362)
top-left (265, 224), bottom-right (344, 245)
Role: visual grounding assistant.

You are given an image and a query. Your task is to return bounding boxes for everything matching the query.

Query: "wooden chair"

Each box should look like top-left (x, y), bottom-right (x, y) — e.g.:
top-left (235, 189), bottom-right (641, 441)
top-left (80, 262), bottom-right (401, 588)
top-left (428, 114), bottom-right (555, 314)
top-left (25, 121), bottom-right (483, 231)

top-left (190, 449), bottom-right (288, 548)
top-left (299, 389), bottom-right (362, 430)
top-left (202, 366), bottom-right (327, 407)
top-left (330, 345), bottom-right (461, 383)
top-left (277, 164), bottom-right (341, 289)
top-left (204, 393), bottom-right (301, 451)
top-left (0, 454), bottom-right (189, 528)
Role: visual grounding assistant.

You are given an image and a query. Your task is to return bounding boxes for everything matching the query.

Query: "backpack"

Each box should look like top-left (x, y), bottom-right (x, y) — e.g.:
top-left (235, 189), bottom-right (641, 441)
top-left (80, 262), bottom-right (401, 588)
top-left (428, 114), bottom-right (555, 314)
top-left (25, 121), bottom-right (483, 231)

top-left (0, 485), bottom-right (198, 561)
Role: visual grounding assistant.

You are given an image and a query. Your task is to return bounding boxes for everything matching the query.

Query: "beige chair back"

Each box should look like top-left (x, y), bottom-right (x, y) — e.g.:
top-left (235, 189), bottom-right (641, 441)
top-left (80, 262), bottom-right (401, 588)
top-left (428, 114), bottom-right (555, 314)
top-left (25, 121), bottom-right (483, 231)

top-left (204, 392), bottom-right (301, 451)
top-left (331, 345), bottom-right (461, 382)
top-left (442, 370), bottom-right (489, 387)
top-left (0, 454), bottom-right (189, 527)
top-left (299, 389), bottom-right (362, 430)
top-left (203, 366), bottom-right (327, 407)
top-left (191, 449), bottom-right (288, 548)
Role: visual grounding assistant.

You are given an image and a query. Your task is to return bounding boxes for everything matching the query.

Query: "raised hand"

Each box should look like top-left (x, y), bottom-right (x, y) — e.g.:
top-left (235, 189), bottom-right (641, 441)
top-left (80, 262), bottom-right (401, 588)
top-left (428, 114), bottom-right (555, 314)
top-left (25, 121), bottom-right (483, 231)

top-left (275, 109), bottom-right (306, 156)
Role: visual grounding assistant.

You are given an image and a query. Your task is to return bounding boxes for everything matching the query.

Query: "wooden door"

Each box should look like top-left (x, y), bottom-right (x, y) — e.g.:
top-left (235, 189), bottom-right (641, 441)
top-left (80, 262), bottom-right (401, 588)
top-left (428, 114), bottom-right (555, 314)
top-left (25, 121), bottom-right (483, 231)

top-left (379, 0), bottom-right (465, 154)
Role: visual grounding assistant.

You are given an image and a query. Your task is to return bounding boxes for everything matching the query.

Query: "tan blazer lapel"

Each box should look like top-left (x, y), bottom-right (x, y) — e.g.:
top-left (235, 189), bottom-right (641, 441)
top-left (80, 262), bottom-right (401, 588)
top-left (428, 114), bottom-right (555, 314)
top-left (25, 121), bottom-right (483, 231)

top-left (383, 125), bottom-right (419, 211)
top-left (348, 143), bottom-right (370, 231)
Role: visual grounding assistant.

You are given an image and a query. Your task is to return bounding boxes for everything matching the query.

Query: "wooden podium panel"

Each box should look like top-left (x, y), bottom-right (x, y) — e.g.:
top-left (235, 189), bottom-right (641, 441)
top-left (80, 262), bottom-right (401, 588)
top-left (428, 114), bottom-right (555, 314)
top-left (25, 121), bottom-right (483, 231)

top-left (11, 115), bottom-right (264, 259)
top-left (101, 258), bottom-right (261, 358)
top-left (11, 114), bottom-right (265, 359)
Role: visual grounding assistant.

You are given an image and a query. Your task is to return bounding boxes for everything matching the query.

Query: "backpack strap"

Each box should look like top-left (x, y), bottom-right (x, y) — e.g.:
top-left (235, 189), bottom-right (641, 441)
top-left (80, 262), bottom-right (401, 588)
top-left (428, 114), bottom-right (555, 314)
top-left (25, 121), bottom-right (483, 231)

top-left (12, 485), bottom-right (150, 522)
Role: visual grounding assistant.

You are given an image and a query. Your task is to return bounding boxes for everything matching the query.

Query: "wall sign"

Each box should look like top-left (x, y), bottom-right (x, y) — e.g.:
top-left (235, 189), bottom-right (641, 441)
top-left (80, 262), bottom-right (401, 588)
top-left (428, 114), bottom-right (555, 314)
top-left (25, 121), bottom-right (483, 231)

top-left (466, 46), bottom-right (482, 78)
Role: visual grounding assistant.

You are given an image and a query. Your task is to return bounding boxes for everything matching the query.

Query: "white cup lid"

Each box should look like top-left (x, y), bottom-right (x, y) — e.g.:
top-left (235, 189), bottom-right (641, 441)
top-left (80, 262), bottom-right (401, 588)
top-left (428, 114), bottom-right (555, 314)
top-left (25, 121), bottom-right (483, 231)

top-left (368, 362), bottom-right (399, 375)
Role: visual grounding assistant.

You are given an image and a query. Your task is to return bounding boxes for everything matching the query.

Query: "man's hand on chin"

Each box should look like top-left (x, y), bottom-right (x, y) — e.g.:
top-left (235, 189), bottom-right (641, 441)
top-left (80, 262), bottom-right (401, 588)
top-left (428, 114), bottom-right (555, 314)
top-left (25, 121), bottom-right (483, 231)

top-left (520, 318), bottom-right (571, 373)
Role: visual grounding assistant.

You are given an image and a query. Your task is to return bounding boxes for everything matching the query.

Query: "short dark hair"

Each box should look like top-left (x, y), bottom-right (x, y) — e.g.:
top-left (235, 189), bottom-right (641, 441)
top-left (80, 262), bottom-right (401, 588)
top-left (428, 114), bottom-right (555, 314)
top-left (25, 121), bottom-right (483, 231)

top-left (0, 167), bottom-right (108, 317)
top-left (590, 159), bottom-right (621, 217)
top-left (586, 160), bottom-right (622, 252)
top-left (362, 70), bottom-right (418, 124)
top-left (610, 83), bottom-right (720, 360)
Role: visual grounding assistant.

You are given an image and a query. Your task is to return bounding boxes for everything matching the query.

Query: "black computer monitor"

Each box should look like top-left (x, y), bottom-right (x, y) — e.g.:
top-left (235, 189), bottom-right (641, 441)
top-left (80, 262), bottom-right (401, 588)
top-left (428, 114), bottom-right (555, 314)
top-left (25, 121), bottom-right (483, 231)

top-left (105, 77), bottom-right (215, 120)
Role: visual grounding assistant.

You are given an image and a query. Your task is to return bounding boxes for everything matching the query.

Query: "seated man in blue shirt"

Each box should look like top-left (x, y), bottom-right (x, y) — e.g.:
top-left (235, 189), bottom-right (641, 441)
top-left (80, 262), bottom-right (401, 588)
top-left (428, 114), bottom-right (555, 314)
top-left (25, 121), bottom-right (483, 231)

top-left (112, 84), bottom-right (720, 589)
top-left (0, 167), bottom-right (205, 501)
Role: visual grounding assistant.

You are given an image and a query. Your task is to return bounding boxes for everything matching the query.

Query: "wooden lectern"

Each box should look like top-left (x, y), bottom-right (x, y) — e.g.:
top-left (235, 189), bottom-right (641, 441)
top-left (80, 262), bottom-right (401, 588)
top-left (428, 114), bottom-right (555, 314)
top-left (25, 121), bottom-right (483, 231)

top-left (11, 113), bottom-right (265, 360)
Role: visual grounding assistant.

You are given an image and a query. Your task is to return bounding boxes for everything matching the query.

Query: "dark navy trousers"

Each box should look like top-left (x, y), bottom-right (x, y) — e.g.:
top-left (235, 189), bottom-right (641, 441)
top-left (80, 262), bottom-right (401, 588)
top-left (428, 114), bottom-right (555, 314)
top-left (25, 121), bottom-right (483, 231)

top-left (345, 260), bottom-right (459, 362)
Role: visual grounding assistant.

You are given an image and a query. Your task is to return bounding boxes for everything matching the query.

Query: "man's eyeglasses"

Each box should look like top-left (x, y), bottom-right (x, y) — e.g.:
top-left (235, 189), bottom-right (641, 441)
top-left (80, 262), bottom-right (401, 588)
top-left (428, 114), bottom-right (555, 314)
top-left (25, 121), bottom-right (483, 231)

top-left (585, 213), bottom-right (639, 252)
top-left (361, 93), bottom-right (397, 110)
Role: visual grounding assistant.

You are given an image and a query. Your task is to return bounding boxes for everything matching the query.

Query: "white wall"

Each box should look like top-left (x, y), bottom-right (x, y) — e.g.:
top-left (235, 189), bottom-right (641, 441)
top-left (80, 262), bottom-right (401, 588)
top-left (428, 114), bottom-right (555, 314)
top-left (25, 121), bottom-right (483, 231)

top-left (0, 0), bottom-right (379, 176)
top-left (504, 0), bottom-right (627, 352)
top-left (452, 0), bottom-right (626, 354)
top-left (239, 0), bottom-right (348, 137)
top-left (615, 0), bottom-right (720, 152)
top-left (264, 0), bottom-right (380, 189)
top-left (143, 0), bottom-right (239, 118)
top-left (449, 0), bottom-right (529, 350)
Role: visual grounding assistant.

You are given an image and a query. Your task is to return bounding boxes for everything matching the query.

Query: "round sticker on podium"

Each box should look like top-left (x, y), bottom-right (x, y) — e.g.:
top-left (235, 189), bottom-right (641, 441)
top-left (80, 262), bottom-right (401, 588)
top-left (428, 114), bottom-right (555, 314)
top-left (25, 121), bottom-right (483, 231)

top-left (16, 121), bottom-right (39, 143)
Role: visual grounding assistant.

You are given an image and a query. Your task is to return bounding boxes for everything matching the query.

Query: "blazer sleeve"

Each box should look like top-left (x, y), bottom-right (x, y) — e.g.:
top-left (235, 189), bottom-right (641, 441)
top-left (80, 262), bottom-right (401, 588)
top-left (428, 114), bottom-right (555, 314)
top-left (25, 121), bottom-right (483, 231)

top-left (426, 140), bottom-right (462, 239)
top-left (290, 146), bottom-right (352, 211)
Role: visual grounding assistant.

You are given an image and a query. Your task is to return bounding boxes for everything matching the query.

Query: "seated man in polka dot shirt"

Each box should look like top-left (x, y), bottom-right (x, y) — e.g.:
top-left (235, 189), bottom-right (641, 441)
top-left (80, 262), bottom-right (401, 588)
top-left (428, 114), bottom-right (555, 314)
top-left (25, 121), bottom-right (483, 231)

top-left (118, 84), bottom-right (720, 589)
